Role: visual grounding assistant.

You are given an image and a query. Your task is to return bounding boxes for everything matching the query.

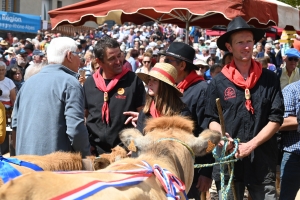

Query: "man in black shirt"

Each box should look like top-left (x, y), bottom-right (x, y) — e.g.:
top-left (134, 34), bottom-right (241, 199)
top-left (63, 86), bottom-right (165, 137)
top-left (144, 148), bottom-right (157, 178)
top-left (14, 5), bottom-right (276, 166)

top-left (83, 37), bottom-right (145, 155)
top-left (204, 17), bottom-right (284, 199)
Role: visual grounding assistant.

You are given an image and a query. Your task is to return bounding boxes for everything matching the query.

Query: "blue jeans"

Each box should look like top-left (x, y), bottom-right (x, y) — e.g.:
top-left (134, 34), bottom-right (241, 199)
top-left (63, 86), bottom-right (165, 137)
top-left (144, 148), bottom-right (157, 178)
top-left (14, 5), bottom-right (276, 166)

top-left (280, 152), bottom-right (300, 200)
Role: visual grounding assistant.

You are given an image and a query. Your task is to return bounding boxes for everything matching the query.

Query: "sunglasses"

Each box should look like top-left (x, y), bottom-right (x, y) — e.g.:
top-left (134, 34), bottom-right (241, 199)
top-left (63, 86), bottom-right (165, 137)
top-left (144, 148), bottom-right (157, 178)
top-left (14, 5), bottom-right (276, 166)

top-left (143, 61), bottom-right (151, 63)
top-left (164, 58), bottom-right (178, 64)
top-left (288, 57), bottom-right (299, 62)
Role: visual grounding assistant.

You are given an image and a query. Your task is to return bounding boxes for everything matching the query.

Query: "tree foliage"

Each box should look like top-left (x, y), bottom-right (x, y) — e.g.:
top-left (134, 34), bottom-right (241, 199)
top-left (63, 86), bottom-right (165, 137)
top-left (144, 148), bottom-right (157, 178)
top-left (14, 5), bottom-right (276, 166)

top-left (278, 0), bottom-right (299, 8)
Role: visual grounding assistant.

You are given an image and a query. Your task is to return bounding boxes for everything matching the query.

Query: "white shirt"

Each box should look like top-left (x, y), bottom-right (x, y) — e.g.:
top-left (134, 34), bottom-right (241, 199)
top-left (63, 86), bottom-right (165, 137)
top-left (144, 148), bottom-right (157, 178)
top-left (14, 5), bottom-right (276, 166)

top-left (0, 77), bottom-right (15, 102)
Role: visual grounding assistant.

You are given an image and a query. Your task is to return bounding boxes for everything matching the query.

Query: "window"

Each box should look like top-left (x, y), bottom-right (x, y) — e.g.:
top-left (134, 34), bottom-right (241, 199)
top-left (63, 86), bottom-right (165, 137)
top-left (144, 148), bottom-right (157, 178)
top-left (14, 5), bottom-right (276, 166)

top-left (2, 0), bottom-right (16, 12)
top-left (57, 1), bottom-right (62, 8)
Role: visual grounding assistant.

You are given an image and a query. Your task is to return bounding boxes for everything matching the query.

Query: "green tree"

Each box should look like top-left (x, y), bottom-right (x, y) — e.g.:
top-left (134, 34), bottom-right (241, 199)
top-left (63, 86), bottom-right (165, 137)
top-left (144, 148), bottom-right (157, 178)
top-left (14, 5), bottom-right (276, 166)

top-left (278, 0), bottom-right (299, 8)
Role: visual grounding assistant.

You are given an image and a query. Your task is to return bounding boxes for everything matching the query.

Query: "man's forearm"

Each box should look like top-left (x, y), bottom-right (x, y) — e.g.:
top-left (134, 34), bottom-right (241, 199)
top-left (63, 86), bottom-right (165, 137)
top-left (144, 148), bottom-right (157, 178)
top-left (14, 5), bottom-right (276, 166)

top-left (279, 116), bottom-right (297, 131)
top-left (248, 121), bottom-right (280, 150)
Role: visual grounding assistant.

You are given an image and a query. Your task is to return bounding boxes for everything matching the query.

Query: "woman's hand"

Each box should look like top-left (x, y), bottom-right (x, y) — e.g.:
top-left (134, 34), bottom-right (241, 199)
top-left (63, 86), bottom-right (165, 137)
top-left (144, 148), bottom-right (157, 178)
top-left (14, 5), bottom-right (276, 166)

top-left (123, 111), bottom-right (139, 127)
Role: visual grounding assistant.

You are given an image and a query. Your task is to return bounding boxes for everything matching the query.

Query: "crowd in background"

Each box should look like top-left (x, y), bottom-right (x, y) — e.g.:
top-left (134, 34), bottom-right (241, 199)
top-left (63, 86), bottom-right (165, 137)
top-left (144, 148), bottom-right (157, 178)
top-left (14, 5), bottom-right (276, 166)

top-left (1, 20), bottom-right (300, 199)
top-left (0, 22), bottom-right (297, 85)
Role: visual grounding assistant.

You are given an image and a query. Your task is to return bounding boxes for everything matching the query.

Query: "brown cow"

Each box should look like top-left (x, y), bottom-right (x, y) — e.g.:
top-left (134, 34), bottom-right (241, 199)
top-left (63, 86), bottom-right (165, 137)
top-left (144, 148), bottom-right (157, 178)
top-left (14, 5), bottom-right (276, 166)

top-left (0, 146), bottom-right (128, 187)
top-left (0, 116), bottom-right (221, 200)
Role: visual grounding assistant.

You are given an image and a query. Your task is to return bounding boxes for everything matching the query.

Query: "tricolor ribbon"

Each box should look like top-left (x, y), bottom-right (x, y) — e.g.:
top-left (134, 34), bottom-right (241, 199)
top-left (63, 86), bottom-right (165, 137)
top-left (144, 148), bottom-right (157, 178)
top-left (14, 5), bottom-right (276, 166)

top-left (50, 174), bottom-right (151, 200)
top-left (51, 161), bottom-right (187, 200)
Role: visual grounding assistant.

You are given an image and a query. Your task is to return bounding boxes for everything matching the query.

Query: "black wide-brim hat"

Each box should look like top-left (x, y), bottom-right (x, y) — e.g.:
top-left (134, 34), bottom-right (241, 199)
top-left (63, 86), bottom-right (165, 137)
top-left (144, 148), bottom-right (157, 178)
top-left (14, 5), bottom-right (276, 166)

top-left (158, 42), bottom-right (198, 70)
top-left (217, 16), bottom-right (265, 51)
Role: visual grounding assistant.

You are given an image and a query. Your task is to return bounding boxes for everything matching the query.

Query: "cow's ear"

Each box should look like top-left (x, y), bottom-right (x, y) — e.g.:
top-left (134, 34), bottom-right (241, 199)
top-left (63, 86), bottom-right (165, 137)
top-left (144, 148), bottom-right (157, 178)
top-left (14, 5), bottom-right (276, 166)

top-left (189, 129), bottom-right (221, 157)
top-left (119, 128), bottom-right (143, 148)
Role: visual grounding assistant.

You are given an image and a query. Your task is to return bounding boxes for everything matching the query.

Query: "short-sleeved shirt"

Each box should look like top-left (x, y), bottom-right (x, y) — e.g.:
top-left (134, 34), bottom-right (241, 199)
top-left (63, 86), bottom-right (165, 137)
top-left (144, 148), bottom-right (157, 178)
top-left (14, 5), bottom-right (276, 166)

top-left (280, 66), bottom-right (300, 89)
top-left (84, 71), bottom-right (145, 153)
top-left (204, 68), bottom-right (284, 184)
top-left (0, 77), bottom-right (15, 102)
top-left (282, 80), bottom-right (300, 155)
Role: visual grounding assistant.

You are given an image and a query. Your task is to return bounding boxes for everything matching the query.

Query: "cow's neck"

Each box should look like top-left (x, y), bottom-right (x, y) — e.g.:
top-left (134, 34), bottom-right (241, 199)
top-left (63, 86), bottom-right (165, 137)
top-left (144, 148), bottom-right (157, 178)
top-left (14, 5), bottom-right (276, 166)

top-left (138, 141), bottom-right (194, 191)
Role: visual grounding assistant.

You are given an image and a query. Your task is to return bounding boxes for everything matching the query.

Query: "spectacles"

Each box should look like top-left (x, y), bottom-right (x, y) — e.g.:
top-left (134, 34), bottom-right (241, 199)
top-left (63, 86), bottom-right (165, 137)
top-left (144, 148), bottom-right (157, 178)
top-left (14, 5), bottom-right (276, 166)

top-left (164, 58), bottom-right (178, 64)
top-left (288, 57), bottom-right (299, 62)
top-left (70, 51), bottom-right (81, 56)
top-left (143, 61), bottom-right (151, 64)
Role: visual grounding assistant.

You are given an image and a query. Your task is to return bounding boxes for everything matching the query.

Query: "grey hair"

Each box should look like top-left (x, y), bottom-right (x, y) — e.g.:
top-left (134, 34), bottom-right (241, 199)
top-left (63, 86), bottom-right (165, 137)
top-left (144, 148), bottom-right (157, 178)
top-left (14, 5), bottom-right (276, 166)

top-left (0, 61), bottom-right (7, 69)
top-left (265, 43), bottom-right (272, 49)
top-left (46, 37), bottom-right (77, 64)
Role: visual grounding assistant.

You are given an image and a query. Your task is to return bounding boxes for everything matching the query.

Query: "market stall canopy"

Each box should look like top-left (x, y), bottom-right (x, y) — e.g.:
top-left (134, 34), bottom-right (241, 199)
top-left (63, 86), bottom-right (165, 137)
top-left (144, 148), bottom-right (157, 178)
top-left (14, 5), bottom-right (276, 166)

top-left (49, 0), bottom-right (300, 30)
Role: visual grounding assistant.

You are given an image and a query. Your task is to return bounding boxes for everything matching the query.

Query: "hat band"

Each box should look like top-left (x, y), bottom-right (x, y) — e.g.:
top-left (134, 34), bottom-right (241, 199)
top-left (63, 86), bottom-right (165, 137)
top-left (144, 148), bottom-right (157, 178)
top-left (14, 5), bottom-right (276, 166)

top-left (151, 67), bottom-right (175, 84)
top-left (167, 52), bottom-right (193, 63)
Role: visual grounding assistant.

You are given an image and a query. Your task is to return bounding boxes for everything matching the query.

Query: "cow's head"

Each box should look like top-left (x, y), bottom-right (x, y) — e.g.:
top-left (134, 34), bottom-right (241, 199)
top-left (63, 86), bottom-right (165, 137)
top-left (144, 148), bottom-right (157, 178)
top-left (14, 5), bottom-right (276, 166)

top-left (119, 116), bottom-right (221, 157)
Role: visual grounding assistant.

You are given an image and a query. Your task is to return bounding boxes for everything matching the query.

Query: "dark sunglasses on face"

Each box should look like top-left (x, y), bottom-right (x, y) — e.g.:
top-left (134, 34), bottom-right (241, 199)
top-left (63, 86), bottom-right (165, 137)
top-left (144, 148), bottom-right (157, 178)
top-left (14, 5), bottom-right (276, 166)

top-left (143, 61), bottom-right (151, 63)
top-left (288, 57), bottom-right (299, 62)
top-left (164, 58), bottom-right (178, 64)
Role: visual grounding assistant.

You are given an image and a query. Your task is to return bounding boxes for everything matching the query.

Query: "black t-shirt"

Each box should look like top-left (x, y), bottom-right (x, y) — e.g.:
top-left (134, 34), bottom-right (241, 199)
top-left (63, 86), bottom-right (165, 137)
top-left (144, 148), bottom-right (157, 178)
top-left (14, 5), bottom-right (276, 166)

top-left (83, 71), bottom-right (145, 154)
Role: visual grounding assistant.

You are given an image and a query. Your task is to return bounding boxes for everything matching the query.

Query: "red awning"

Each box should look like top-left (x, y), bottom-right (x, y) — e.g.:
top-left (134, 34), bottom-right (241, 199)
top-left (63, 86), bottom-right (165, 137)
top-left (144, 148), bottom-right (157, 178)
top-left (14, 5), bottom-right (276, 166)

top-left (49, 0), bottom-right (300, 30)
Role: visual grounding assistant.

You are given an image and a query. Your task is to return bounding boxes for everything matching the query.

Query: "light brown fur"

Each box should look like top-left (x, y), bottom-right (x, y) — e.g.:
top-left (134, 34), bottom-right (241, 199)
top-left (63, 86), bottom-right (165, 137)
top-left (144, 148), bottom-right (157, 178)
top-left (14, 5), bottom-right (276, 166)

top-left (0, 116), bottom-right (221, 200)
top-left (93, 145), bottom-right (128, 170)
top-left (0, 151), bottom-right (85, 186)
top-left (0, 147), bottom-right (128, 187)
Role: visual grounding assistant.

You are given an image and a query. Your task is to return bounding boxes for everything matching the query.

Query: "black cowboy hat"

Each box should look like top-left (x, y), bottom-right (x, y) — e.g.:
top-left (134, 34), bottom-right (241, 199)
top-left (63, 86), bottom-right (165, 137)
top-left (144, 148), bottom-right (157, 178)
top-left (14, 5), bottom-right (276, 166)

top-left (158, 42), bottom-right (198, 69)
top-left (217, 16), bottom-right (265, 51)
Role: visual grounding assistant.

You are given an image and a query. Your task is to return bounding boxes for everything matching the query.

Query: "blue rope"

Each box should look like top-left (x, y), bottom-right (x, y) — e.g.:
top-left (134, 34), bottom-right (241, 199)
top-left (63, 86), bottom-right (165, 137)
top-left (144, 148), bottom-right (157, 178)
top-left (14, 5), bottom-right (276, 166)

top-left (214, 137), bottom-right (239, 200)
top-left (194, 137), bottom-right (239, 200)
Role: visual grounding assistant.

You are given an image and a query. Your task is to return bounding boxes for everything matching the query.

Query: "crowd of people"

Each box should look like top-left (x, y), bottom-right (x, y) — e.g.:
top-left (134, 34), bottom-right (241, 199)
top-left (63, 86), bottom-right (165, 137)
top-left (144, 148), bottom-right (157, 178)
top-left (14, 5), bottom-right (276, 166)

top-left (1, 16), bottom-right (300, 200)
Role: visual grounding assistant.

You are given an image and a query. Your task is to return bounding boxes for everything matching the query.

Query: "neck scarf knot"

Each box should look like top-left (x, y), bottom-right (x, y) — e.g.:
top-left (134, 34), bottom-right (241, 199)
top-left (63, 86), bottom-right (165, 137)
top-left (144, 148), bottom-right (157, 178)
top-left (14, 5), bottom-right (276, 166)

top-left (221, 59), bottom-right (262, 114)
top-left (93, 67), bottom-right (129, 124)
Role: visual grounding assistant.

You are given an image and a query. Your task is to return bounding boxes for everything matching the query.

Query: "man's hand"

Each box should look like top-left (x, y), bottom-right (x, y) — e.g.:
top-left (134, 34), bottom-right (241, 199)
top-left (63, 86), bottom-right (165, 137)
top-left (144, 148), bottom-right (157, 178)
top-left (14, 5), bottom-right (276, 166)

top-left (123, 111), bottom-right (139, 127)
top-left (79, 76), bottom-right (86, 85)
top-left (218, 133), bottom-right (234, 152)
top-left (235, 142), bottom-right (254, 159)
top-left (196, 175), bottom-right (212, 192)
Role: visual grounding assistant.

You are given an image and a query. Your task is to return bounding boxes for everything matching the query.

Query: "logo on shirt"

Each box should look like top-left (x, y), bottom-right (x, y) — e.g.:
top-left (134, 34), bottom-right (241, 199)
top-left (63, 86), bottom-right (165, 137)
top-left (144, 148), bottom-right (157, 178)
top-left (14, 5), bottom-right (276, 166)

top-left (117, 88), bottom-right (125, 95)
top-left (224, 87), bottom-right (236, 100)
top-left (116, 88), bottom-right (126, 100)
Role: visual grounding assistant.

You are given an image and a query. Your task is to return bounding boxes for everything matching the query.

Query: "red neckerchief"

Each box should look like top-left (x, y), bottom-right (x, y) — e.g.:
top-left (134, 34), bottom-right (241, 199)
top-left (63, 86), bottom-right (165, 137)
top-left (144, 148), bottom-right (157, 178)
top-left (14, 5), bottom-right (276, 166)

top-left (93, 67), bottom-right (129, 124)
top-left (149, 100), bottom-right (161, 118)
top-left (177, 70), bottom-right (205, 93)
top-left (221, 59), bottom-right (262, 114)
